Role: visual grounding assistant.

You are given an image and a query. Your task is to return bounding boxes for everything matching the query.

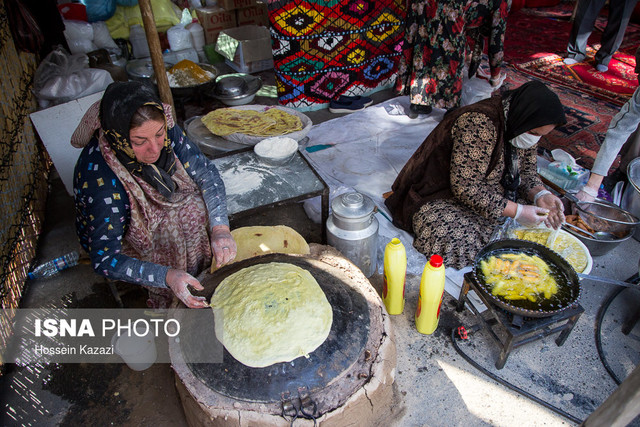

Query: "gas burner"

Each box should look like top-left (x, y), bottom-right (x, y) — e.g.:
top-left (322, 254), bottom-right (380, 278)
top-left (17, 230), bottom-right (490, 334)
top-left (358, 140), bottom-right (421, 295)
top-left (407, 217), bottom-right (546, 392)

top-left (456, 272), bottom-right (584, 369)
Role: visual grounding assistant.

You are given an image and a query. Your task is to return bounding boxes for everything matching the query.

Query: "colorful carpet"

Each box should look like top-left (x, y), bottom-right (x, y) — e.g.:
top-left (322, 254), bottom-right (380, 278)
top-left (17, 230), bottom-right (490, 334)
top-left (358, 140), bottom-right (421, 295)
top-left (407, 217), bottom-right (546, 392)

top-left (513, 51), bottom-right (638, 106)
top-left (504, 11), bottom-right (573, 63)
top-left (503, 70), bottom-right (622, 172)
top-left (267, 0), bottom-right (405, 110)
top-left (505, 10), bottom-right (640, 107)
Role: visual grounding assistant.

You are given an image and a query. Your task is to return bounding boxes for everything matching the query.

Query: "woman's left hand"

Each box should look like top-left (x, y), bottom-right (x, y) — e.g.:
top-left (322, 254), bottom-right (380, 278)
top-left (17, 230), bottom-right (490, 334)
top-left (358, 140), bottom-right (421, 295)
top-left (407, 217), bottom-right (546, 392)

top-left (535, 193), bottom-right (565, 229)
top-left (210, 225), bottom-right (237, 268)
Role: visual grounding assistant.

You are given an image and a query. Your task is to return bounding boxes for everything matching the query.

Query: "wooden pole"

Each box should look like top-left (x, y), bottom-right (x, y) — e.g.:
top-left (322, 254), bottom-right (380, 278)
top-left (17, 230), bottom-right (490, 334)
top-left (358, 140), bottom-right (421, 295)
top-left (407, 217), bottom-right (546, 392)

top-left (582, 365), bottom-right (640, 427)
top-left (138, 0), bottom-right (175, 114)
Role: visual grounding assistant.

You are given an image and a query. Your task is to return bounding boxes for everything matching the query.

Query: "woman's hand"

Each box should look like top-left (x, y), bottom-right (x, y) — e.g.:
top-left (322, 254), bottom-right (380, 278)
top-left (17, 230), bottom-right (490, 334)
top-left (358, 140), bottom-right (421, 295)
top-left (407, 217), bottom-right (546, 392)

top-left (165, 269), bottom-right (208, 308)
top-left (576, 173), bottom-right (603, 202)
top-left (210, 225), bottom-right (237, 268)
top-left (535, 192), bottom-right (565, 229)
top-left (515, 204), bottom-right (549, 227)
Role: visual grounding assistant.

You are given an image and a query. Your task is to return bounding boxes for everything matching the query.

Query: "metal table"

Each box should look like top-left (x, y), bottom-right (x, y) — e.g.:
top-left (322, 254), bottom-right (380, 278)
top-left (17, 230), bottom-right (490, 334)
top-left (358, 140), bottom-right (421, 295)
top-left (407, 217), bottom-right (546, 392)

top-left (211, 147), bottom-right (329, 242)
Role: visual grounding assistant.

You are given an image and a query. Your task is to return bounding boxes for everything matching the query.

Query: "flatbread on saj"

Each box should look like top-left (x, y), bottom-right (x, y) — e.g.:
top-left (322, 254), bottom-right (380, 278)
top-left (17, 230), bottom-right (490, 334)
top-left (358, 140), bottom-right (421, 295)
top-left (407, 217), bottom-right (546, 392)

top-left (210, 262), bottom-right (333, 368)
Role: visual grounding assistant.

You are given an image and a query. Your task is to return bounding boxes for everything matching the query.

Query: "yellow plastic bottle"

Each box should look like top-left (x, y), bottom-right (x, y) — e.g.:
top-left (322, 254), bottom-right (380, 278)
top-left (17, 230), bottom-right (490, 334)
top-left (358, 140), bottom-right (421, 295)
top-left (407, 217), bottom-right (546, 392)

top-left (382, 238), bottom-right (407, 315)
top-left (415, 254), bottom-right (445, 335)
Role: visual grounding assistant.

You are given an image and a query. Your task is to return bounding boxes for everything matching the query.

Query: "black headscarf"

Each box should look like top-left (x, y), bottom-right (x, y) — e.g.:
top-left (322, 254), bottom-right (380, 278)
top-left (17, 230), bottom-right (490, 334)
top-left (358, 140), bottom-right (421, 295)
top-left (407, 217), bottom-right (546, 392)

top-left (100, 81), bottom-right (177, 199)
top-left (503, 80), bottom-right (567, 141)
top-left (500, 81), bottom-right (566, 201)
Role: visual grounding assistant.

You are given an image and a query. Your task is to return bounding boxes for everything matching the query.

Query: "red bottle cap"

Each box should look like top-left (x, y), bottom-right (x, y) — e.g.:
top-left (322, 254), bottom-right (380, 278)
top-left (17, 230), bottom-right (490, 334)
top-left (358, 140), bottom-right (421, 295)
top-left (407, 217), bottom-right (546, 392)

top-left (429, 254), bottom-right (443, 268)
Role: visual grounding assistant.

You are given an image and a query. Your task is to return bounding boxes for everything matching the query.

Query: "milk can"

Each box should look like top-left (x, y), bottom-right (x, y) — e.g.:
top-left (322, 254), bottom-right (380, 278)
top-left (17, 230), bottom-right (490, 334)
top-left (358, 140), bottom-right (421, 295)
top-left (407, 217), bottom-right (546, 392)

top-left (327, 192), bottom-right (379, 277)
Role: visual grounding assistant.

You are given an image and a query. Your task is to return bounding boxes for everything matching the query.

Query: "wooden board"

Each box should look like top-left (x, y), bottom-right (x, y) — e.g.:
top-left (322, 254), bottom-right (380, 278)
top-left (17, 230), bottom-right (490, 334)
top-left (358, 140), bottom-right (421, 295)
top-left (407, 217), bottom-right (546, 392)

top-left (30, 91), bottom-right (104, 195)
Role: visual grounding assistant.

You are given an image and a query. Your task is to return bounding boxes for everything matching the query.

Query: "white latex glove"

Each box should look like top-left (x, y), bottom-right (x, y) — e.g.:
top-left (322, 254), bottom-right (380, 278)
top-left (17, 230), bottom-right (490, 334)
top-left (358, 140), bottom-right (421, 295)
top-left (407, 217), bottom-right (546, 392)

top-left (534, 192), bottom-right (565, 229)
top-left (514, 204), bottom-right (549, 227)
top-left (576, 185), bottom-right (598, 202)
top-left (210, 225), bottom-right (237, 269)
top-left (166, 269), bottom-right (208, 308)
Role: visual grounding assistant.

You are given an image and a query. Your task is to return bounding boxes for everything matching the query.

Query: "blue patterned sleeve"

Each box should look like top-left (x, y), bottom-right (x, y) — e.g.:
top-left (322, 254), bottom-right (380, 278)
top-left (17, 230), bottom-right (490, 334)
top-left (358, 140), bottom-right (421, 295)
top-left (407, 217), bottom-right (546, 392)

top-left (73, 139), bottom-right (170, 288)
top-left (168, 124), bottom-right (229, 228)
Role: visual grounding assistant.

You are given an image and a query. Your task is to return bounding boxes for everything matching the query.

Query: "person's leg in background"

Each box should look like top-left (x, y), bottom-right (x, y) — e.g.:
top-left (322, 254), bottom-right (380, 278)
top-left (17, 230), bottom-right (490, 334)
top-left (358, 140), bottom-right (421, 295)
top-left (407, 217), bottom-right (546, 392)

top-left (565, 0), bottom-right (608, 64)
top-left (593, 0), bottom-right (639, 72)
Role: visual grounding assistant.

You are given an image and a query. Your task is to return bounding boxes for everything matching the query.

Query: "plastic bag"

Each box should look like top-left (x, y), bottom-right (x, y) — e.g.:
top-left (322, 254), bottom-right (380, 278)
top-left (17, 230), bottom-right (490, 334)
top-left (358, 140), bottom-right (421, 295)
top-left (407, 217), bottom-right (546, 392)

top-left (92, 21), bottom-right (119, 51)
top-left (460, 74), bottom-right (494, 107)
top-left (63, 20), bottom-right (97, 54)
top-left (33, 46), bottom-right (114, 108)
top-left (106, 0), bottom-right (180, 36)
top-left (83, 0), bottom-right (117, 22)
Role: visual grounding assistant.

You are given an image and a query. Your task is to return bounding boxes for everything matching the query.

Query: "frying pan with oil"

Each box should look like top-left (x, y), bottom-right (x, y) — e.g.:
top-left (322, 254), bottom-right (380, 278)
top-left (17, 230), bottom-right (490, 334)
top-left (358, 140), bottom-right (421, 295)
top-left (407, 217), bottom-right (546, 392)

top-left (473, 239), bottom-right (581, 318)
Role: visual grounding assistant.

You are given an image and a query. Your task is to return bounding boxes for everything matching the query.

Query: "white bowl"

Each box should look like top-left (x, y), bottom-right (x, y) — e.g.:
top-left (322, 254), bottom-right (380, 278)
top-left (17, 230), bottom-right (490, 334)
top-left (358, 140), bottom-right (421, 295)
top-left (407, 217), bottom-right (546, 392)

top-left (254, 137), bottom-right (298, 166)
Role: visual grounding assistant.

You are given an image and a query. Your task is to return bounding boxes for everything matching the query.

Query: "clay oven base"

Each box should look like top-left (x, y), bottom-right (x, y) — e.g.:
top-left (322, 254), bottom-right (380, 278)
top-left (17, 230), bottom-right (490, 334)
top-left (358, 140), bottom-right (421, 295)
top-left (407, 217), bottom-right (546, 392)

top-left (170, 245), bottom-right (397, 426)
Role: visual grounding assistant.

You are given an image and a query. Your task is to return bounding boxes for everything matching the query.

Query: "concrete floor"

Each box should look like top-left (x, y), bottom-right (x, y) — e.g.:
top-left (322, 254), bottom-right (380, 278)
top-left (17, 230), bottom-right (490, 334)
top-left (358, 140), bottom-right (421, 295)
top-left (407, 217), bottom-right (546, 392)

top-left (2, 86), bottom-right (640, 426)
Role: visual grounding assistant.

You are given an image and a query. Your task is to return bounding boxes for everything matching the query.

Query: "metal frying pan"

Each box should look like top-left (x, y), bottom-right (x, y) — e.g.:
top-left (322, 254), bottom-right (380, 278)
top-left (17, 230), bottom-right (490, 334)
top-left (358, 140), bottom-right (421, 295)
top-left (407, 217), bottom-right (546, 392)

top-left (473, 239), bottom-right (582, 318)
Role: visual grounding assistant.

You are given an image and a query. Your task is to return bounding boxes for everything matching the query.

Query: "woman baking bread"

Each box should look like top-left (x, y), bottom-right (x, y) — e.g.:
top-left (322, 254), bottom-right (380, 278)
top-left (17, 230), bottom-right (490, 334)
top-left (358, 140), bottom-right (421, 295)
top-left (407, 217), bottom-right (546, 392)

top-left (385, 81), bottom-right (567, 269)
top-left (72, 81), bottom-right (236, 308)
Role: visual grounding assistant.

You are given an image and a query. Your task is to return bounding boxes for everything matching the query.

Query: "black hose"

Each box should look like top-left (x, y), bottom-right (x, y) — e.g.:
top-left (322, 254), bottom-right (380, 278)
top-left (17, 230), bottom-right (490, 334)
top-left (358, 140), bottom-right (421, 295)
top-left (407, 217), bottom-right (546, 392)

top-left (595, 286), bottom-right (629, 386)
top-left (450, 328), bottom-right (583, 424)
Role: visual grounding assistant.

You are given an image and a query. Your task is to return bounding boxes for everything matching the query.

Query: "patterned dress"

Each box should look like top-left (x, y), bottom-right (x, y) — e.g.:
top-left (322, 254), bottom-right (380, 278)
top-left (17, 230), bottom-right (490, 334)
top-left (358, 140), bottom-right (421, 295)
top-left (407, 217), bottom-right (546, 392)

top-left (411, 110), bottom-right (540, 268)
top-left (395, 0), bottom-right (510, 110)
top-left (73, 122), bottom-right (228, 289)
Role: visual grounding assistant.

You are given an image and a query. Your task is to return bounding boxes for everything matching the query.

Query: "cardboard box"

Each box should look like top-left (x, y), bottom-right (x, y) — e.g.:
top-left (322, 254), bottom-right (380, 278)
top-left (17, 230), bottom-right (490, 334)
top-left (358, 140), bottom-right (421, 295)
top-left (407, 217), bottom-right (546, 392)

top-left (217, 0), bottom-right (256, 11)
top-left (215, 25), bottom-right (273, 73)
top-left (236, 1), bottom-right (268, 27)
top-left (196, 7), bottom-right (237, 45)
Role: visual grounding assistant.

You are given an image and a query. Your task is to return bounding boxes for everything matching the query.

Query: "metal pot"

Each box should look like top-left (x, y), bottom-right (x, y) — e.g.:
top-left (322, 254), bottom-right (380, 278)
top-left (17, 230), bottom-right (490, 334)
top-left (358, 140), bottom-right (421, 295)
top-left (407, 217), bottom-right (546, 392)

top-left (473, 239), bottom-right (581, 318)
top-left (621, 157), bottom-right (640, 241)
top-left (327, 192), bottom-right (379, 277)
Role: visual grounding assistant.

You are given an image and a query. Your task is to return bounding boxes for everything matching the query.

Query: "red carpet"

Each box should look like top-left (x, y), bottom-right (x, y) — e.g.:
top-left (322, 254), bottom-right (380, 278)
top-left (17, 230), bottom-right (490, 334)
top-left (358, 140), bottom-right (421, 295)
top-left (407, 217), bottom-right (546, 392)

top-left (514, 51), bottom-right (637, 106)
top-left (505, 10), bottom-right (640, 106)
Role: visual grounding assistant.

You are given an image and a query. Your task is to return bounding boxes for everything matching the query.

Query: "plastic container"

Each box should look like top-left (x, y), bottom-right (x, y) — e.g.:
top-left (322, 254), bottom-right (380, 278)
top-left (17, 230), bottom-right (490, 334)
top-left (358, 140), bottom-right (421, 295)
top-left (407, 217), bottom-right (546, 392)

top-left (28, 251), bottom-right (80, 280)
top-left (186, 21), bottom-right (205, 54)
top-left (382, 238), bottom-right (407, 315)
top-left (129, 25), bottom-right (150, 58)
top-left (415, 254), bottom-right (445, 335)
top-left (538, 161), bottom-right (590, 191)
top-left (112, 325), bottom-right (157, 371)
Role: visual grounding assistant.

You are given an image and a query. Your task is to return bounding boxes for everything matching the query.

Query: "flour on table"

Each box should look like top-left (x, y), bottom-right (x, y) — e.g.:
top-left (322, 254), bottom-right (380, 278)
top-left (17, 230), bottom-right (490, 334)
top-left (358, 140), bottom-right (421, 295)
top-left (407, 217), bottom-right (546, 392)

top-left (220, 165), bottom-right (265, 195)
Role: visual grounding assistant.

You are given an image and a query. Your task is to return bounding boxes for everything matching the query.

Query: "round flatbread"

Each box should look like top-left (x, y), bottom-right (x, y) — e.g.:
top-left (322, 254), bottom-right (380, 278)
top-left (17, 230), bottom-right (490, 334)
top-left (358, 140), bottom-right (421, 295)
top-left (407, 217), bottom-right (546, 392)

top-left (202, 107), bottom-right (303, 137)
top-left (210, 262), bottom-right (333, 368)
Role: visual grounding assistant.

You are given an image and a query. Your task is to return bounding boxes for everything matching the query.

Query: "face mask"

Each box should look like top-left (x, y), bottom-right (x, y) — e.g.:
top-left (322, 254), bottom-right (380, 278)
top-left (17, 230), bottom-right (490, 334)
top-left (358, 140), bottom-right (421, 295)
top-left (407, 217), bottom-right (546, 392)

top-left (510, 132), bottom-right (541, 149)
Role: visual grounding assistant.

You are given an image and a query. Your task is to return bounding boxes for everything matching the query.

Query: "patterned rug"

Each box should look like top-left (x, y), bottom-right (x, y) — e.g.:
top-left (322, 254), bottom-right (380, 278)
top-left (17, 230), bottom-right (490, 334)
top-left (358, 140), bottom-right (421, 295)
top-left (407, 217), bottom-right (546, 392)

top-left (267, 0), bottom-right (405, 110)
top-left (502, 69), bottom-right (621, 172)
top-left (505, 9), bottom-right (640, 107)
top-left (513, 50), bottom-right (638, 107)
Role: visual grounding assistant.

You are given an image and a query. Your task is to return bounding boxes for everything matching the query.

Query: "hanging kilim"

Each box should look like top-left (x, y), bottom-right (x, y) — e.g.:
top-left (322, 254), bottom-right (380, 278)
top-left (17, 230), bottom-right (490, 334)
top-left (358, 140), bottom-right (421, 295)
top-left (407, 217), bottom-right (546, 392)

top-left (267, 0), bottom-right (406, 110)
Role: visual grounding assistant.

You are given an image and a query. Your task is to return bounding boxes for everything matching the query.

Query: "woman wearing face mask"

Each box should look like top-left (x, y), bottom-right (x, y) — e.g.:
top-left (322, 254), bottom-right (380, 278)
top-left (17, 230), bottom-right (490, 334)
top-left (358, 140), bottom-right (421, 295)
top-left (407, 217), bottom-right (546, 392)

top-left (385, 80), bottom-right (567, 269)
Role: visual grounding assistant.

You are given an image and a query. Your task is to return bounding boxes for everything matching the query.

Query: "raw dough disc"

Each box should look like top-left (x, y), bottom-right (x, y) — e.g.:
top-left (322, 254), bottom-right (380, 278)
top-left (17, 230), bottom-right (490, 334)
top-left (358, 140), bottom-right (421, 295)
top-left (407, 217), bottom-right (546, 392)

top-left (210, 262), bottom-right (333, 368)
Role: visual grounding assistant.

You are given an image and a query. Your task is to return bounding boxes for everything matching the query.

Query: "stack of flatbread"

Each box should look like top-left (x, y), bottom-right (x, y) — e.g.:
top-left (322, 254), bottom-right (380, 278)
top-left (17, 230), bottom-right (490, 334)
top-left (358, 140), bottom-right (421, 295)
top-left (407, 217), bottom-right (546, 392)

top-left (202, 107), bottom-right (303, 137)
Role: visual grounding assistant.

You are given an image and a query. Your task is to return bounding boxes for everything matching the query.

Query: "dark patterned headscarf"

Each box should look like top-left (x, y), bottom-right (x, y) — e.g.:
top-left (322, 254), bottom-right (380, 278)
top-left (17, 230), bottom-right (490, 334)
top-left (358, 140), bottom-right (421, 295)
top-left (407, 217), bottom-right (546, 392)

top-left (100, 81), bottom-right (177, 199)
top-left (503, 80), bottom-right (566, 141)
top-left (500, 81), bottom-right (566, 201)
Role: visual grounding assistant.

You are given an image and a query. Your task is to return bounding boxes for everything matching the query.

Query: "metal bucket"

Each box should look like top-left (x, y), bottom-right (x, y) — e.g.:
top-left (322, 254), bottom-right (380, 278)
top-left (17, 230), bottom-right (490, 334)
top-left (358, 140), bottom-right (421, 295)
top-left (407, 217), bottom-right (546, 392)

top-left (621, 157), bottom-right (640, 241)
top-left (327, 192), bottom-right (379, 277)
